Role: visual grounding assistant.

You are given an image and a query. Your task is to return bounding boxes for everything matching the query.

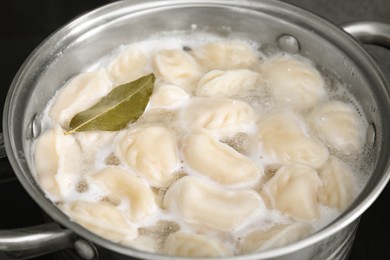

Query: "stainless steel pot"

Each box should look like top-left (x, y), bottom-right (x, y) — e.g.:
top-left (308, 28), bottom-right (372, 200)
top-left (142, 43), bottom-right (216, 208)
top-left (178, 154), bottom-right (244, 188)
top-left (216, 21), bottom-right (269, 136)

top-left (1, 0), bottom-right (390, 259)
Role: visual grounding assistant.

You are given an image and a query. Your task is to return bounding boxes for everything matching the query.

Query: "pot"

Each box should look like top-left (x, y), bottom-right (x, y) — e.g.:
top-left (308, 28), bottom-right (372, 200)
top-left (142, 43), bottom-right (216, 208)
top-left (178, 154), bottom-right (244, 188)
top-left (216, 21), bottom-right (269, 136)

top-left (1, 0), bottom-right (390, 259)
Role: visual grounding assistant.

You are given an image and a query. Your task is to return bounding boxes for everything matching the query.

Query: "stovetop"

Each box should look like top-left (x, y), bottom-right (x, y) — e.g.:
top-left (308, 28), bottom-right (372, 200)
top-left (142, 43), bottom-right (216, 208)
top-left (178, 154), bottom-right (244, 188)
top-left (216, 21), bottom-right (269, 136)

top-left (1, 0), bottom-right (390, 259)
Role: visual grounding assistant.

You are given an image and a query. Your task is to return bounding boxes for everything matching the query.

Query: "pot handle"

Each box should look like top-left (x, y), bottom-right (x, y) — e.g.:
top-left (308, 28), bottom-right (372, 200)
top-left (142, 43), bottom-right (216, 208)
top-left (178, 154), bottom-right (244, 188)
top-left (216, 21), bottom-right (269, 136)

top-left (0, 222), bottom-right (75, 259)
top-left (0, 135), bottom-right (73, 259)
top-left (342, 21), bottom-right (390, 48)
top-left (0, 134), bottom-right (97, 259)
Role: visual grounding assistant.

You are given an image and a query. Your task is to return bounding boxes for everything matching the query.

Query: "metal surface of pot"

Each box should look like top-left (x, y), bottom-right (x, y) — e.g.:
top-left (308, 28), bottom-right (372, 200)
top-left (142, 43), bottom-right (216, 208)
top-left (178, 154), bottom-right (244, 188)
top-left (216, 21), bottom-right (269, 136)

top-left (1, 0), bottom-right (390, 259)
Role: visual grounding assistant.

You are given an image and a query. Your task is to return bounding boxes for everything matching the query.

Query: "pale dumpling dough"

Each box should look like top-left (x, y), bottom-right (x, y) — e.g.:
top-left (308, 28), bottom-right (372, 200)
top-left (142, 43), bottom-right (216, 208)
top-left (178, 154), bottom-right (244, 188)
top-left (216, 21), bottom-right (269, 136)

top-left (163, 231), bottom-right (231, 257)
top-left (183, 97), bottom-right (257, 138)
top-left (34, 126), bottom-right (82, 199)
top-left (318, 156), bottom-right (355, 210)
top-left (61, 200), bottom-right (137, 243)
top-left (115, 125), bottom-right (180, 187)
top-left (153, 49), bottom-right (203, 91)
top-left (240, 222), bottom-right (313, 253)
top-left (163, 176), bottom-right (266, 232)
top-left (182, 129), bottom-right (262, 186)
top-left (257, 111), bottom-right (329, 169)
top-left (149, 83), bottom-right (190, 108)
top-left (196, 69), bottom-right (261, 97)
top-left (127, 235), bottom-right (158, 253)
top-left (262, 54), bottom-right (326, 111)
top-left (308, 100), bottom-right (366, 154)
top-left (107, 45), bottom-right (150, 86)
top-left (92, 167), bottom-right (157, 221)
top-left (49, 69), bottom-right (113, 128)
top-left (263, 164), bottom-right (321, 220)
top-left (191, 40), bottom-right (259, 71)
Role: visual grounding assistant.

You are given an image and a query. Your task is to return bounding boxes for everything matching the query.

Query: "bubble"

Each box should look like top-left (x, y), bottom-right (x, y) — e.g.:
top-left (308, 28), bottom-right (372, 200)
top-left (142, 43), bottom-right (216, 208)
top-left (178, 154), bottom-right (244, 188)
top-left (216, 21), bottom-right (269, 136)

top-left (104, 153), bottom-right (121, 166)
top-left (76, 180), bottom-right (89, 193)
top-left (138, 220), bottom-right (181, 249)
top-left (220, 132), bottom-right (249, 153)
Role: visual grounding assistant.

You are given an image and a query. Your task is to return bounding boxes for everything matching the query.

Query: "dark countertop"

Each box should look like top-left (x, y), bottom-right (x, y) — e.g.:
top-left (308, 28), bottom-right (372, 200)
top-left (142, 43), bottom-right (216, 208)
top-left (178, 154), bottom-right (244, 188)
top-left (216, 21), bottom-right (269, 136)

top-left (1, 1), bottom-right (389, 259)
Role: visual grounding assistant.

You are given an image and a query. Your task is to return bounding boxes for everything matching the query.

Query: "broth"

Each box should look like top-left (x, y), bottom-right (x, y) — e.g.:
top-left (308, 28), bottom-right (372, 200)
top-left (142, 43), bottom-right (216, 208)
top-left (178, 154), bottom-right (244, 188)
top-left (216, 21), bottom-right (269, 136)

top-left (32, 31), bottom-right (370, 257)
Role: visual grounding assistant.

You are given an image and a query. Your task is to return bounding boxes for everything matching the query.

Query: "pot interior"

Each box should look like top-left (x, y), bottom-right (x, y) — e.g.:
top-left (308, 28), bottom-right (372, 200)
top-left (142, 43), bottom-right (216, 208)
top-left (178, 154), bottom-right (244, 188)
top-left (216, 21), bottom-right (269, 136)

top-left (3, 0), bottom-right (390, 259)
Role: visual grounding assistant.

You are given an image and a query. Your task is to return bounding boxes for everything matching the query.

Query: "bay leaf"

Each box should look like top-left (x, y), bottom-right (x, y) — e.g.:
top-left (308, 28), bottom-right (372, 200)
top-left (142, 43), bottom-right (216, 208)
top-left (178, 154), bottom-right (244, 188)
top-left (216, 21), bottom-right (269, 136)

top-left (65, 73), bottom-right (155, 134)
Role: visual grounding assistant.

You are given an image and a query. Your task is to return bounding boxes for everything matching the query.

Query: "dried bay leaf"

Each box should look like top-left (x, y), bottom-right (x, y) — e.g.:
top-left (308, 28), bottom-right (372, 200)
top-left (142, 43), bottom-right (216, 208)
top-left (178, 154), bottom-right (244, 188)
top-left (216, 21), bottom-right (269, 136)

top-left (66, 74), bottom-right (155, 134)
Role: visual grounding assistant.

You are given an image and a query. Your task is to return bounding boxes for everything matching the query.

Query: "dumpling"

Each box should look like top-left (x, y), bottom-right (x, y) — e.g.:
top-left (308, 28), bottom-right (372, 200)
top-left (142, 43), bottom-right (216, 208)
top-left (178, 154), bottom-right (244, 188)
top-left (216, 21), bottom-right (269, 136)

top-left (308, 100), bottom-right (366, 154)
top-left (257, 110), bottom-right (303, 136)
top-left (162, 176), bottom-right (265, 231)
top-left (191, 40), bottom-right (259, 71)
top-left (127, 235), bottom-right (158, 253)
top-left (240, 222), bottom-right (313, 253)
top-left (195, 69), bottom-right (261, 97)
top-left (257, 111), bottom-right (329, 169)
top-left (49, 69), bottom-right (113, 128)
top-left (61, 200), bottom-right (137, 243)
top-left (114, 125), bottom-right (180, 187)
top-left (148, 83), bottom-right (190, 108)
top-left (34, 126), bottom-right (82, 199)
top-left (153, 49), bottom-right (203, 91)
top-left (183, 97), bottom-right (257, 138)
top-left (318, 156), bottom-right (355, 210)
top-left (182, 129), bottom-right (262, 186)
top-left (107, 45), bottom-right (150, 86)
top-left (92, 167), bottom-right (157, 221)
top-left (262, 54), bottom-right (326, 111)
top-left (163, 231), bottom-right (231, 257)
top-left (263, 164), bottom-right (321, 220)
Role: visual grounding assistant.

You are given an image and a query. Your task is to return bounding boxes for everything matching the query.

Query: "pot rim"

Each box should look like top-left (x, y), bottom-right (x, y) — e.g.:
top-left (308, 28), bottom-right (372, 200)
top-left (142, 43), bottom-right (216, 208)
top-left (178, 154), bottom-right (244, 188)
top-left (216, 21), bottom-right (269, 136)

top-left (3, 0), bottom-right (390, 259)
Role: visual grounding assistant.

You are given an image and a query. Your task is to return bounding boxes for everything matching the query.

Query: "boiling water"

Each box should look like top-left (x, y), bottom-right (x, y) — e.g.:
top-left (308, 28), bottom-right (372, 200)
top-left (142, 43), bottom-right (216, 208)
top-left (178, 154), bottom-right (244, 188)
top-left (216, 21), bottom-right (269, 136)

top-left (32, 31), bottom-right (372, 256)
